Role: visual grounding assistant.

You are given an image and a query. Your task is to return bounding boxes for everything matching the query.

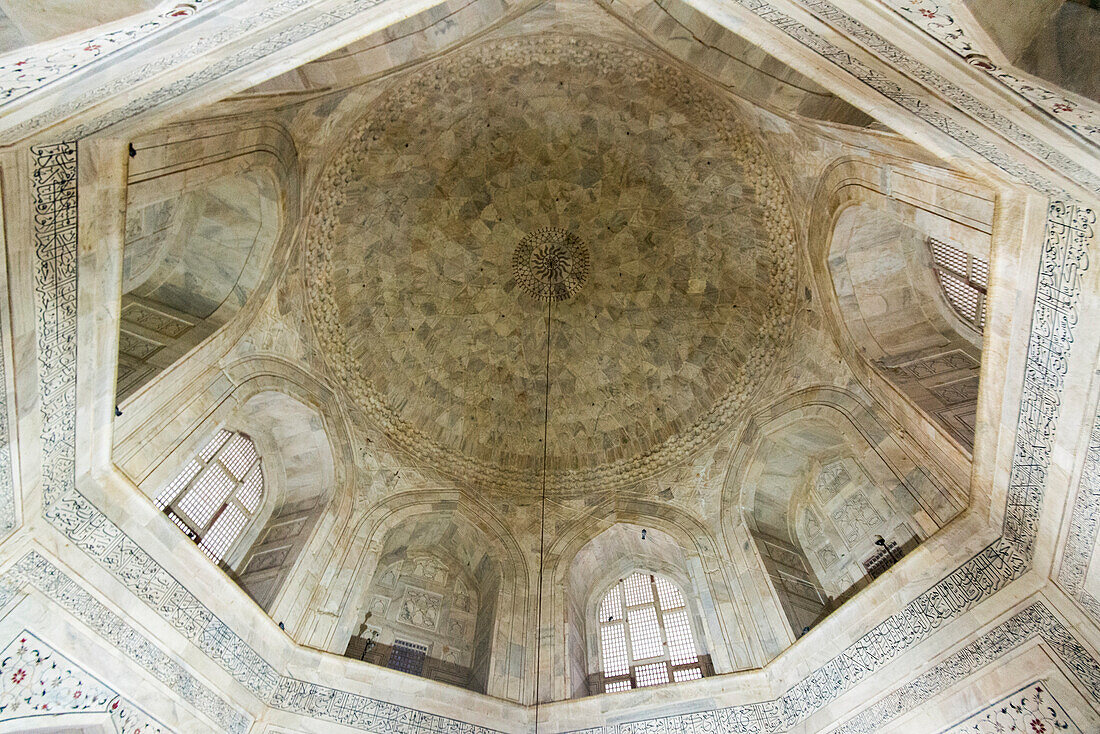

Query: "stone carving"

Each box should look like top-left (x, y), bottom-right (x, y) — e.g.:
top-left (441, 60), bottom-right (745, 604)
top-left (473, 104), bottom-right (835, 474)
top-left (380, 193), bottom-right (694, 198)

top-left (7, 551), bottom-right (248, 733)
top-left (815, 461), bottom-right (851, 501)
top-left (243, 545), bottom-right (291, 574)
top-left (899, 349), bottom-right (978, 379)
top-left (262, 516), bottom-right (307, 545)
top-left (121, 302), bottom-right (193, 339)
top-left (117, 329), bottom-right (163, 360)
top-left (874, 0), bottom-right (1100, 142)
top-left (455, 578), bottom-right (471, 612)
top-left (939, 680), bottom-right (1081, 734)
top-left (831, 492), bottom-right (884, 545)
top-left (802, 507), bottom-right (823, 538)
top-left (19, 20), bottom-right (1097, 734)
top-left (0, 630), bottom-right (166, 733)
top-left (32, 142), bottom-right (78, 510)
top-left (399, 588), bottom-right (442, 631)
top-left (411, 558), bottom-right (447, 585)
top-left (932, 377), bottom-right (981, 406)
top-left (377, 565), bottom-right (398, 588)
top-left (740, 0), bottom-right (1099, 196)
top-left (304, 36), bottom-right (800, 493)
top-left (512, 227), bottom-right (590, 302)
top-left (816, 545), bottom-right (839, 569)
top-left (1058, 409), bottom-right (1100, 623)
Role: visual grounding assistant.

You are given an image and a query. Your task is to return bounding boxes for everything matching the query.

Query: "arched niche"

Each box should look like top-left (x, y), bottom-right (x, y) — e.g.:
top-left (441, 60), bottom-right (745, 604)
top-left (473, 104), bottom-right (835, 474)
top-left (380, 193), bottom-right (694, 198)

top-left (722, 388), bottom-right (966, 640)
top-left (343, 514), bottom-right (500, 694)
top-left (564, 523), bottom-right (713, 698)
top-left (116, 121), bottom-right (298, 402)
top-left (226, 390), bottom-right (336, 610)
top-left (123, 361), bottom-right (343, 614)
top-left (542, 500), bottom-right (757, 702)
top-left (291, 492), bottom-right (532, 703)
top-left (812, 157), bottom-right (994, 451)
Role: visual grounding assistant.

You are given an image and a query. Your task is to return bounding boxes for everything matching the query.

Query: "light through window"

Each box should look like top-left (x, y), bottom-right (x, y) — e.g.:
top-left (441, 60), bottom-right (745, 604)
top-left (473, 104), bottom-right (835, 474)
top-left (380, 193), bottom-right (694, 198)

top-left (156, 430), bottom-right (263, 563)
top-left (929, 238), bottom-right (988, 332)
top-left (598, 572), bottom-right (702, 692)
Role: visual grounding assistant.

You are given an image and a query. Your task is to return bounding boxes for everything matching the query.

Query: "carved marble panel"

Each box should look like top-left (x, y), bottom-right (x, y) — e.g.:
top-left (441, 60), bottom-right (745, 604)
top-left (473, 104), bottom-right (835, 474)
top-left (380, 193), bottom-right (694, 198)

top-left (831, 491), bottom-right (884, 545)
top-left (0, 630), bottom-right (166, 733)
top-left (399, 588), bottom-right (443, 631)
top-left (940, 680), bottom-right (1081, 734)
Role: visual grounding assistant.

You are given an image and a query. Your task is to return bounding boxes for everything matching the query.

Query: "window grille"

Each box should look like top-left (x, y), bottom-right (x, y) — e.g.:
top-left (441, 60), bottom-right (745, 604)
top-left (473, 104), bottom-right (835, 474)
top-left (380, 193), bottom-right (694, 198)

top-left (387, 639), bottom-right (428, 676)
top-left (928, 238), bottom-right (989, 331)
top-left (157, 429), bottom-right (264, 564)
top-left (598, 572), bottom-right (703, 693)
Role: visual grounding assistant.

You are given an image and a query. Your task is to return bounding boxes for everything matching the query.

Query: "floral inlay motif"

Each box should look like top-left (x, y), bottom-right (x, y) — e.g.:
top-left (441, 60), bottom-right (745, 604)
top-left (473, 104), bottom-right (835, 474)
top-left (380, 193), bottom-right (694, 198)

top-left (0, 630), bottom-right (165, 733)
top-left (941, 681), bottom-right (1081, 734)
top-left (874, 0), bottom-right (1100, 140)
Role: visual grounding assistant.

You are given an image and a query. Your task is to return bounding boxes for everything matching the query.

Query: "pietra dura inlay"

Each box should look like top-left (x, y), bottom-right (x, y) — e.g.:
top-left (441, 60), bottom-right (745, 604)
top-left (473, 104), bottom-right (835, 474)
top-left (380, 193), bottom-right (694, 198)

top-left (11, 2), bottom-right (1100, 732)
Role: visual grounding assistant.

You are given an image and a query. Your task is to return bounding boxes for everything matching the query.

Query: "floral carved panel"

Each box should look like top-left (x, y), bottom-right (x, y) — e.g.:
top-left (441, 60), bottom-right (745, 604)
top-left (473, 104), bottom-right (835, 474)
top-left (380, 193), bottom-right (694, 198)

top-left (940, 680), bottom-right (1081, 734)
top-left (0, 630), bottom-right (166, 733)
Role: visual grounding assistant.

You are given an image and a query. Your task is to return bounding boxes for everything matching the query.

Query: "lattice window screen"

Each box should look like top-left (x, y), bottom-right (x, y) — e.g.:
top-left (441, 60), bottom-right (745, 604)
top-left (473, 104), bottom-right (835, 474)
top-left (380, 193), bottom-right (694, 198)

top-left (929, 238), bottom-right (989, 331)
top-left (597, 572), bottom-right (703, 693)
top-left (157, 429), bottom-right (265, 563)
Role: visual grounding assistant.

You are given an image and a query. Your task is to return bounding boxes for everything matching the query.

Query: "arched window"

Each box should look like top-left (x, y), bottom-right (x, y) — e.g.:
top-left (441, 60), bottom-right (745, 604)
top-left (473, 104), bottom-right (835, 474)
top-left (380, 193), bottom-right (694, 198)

top-left (155, 430), bottom-right (263, 563)
top-left (598, 572), bottom-right (702, 693)
top-left (929, 238), bottom-right (988, 331)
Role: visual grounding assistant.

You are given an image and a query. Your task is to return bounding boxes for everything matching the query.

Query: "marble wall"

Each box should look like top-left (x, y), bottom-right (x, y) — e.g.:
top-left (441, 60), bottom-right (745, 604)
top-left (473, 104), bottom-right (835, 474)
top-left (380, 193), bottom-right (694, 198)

top-left (0, 0), bottom-right (1097, 733)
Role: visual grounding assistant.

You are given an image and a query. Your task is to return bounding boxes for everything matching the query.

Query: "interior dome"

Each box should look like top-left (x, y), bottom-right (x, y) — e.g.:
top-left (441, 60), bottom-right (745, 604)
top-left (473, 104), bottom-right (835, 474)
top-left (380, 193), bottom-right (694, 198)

top-left (305, 37), bottom-right (798, 492)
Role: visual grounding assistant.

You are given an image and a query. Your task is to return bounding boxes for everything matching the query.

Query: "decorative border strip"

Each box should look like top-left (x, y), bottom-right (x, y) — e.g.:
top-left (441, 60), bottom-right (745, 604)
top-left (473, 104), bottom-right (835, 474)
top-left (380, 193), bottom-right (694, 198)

top-left (0, 0), bottom-right (1094, 204)
top-left (876, 0), bottom-right (1100, 142)
top-left (4, 553), bottom-right (245, 733)
top-left (0, 628), bottom-right (167, 733)
top-left (0, 0), bottom-right (220, 106)
top-left (45, 490), bottom-right (283, 699)
top-left (0, 274), bottom-right (15, 535)
top-left (752, 0), bottom-right (1100, 197)
top-left (31, 142), bottom-right (78, 511)
top-left (559, 602), bottom-right (1100, 734)
top-left (831, 602), bottom-right (1100, 734)
top-left (1058, 409), bottom-right (1100, 622)
top-left (0, 0), bottom-right (388, 145)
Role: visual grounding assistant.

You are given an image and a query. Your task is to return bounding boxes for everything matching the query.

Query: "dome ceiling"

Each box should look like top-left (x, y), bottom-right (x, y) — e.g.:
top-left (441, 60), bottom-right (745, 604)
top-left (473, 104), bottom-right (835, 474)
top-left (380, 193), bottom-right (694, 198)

top-left (305, 37), bottom-right (799, 493)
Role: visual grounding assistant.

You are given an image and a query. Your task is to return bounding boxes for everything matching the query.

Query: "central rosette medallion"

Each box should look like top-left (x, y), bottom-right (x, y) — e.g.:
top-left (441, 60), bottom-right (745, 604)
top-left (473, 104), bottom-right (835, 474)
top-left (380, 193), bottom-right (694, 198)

top-left (303, 37), bottom-right (797, 492)
top-left (512, 228), bottom-right (590, 303)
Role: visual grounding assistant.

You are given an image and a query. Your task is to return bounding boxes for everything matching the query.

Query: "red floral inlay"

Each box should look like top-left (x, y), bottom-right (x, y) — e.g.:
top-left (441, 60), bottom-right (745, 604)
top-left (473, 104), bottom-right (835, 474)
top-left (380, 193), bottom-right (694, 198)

top-left (11, 669), bottom-right (24, 684)
top-left (920, 8), bottom-right (937, 18)
top-left (1031, 720), bottom-right (1046, 734)
top-left (1053, 103), bottom-right (1074, 113)
top-left (73, 690), bottom-right (82, 699)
